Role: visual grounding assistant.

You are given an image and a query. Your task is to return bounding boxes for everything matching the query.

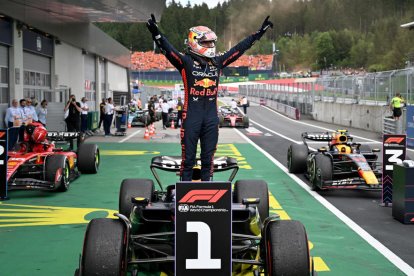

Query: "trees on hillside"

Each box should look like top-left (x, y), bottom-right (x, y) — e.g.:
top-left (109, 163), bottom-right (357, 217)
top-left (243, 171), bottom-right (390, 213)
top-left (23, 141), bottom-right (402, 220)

top-left (96, 0), bottom-right (414, 72)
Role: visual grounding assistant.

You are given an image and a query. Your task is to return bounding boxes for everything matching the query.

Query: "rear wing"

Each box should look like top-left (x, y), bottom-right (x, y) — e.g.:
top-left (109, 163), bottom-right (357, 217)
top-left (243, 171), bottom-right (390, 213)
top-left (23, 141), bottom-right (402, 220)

top-left (301, 132), bottom-right (353, 147)
top-left (150, 156), bottom-right (239, 190)
top-left (47, 132), bottom-right (80, 141)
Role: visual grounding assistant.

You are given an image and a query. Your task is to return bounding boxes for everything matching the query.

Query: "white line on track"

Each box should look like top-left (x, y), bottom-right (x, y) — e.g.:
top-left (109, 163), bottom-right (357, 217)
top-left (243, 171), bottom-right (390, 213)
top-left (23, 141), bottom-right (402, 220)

top-left (118, 130), bottom-right (142, 143)
top-left (234, 128), bottom-right (414, 275)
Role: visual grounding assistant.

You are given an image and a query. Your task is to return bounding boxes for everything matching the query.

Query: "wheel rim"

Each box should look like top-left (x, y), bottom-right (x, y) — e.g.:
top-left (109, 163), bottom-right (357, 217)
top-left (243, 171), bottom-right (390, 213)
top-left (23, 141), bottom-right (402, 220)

top-left (95, 151), bottom-right (100, 170)
top-left (62, 163), bottom-right (70, 188)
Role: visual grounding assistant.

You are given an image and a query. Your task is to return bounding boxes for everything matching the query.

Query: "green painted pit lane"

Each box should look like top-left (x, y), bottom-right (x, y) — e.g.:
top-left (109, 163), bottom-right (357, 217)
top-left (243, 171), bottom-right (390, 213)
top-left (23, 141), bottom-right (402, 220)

top-left (0, 143), bottom-right (404, 275)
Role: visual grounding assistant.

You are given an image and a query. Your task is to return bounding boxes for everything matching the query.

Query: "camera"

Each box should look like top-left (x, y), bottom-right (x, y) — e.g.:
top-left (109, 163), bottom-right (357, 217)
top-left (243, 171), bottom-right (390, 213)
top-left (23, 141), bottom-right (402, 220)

top-left (72, 98), bottom-right (76, 102)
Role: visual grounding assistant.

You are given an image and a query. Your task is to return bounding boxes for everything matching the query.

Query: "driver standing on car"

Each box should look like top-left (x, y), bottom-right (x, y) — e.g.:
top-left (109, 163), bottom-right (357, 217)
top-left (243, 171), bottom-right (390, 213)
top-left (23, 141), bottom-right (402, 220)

top-left (147, 14), bottom-right (273, 181)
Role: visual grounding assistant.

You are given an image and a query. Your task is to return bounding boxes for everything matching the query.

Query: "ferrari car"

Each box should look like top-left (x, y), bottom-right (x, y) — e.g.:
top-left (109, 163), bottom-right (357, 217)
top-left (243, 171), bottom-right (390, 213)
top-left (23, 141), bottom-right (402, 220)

top-left (129, 109), bottom-right (151, 127)
top-left (219, 106), bottom-right (249, 128)
top-left (7, 124), bottom-right (100, 192)
top-left (287, 129), bottom-right (382, 190)
top-left (76, 156), bottom-right (312, 275)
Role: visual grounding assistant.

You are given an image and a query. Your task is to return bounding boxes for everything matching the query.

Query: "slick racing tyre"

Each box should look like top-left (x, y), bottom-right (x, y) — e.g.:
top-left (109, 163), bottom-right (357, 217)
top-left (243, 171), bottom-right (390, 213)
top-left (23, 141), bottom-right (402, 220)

top-left (219, 115), bottom-right (224, 127)
top-left (45, 155), bottom-right (70, 192)
top-left (287, 143), bottom-right (308, 173)
top-left (242, 116), bottom-right (249, 128)
top-left (119, 179), bottom-right (154, 217)
top-left (310, 154), bottom-right (332, 190)
top-left (263, 220), bottom-right (310, 276)
top-left (77, 143), bottom-right (100, 174)
top-left (234, 179), bottom-right (269, 221)
top-left (81, 218), bottom-right (126, 276)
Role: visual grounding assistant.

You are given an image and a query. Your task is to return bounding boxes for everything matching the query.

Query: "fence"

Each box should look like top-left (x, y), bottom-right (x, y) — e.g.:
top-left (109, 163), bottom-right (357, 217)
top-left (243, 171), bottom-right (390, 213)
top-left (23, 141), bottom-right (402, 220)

top-left (239, 67), bottom-right (414, 116)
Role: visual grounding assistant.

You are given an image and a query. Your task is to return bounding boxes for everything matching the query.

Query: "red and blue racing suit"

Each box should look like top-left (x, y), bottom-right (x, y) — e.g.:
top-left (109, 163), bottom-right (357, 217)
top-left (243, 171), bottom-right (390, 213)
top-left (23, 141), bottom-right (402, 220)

top-left (153, 33), bottom-right (261, 181)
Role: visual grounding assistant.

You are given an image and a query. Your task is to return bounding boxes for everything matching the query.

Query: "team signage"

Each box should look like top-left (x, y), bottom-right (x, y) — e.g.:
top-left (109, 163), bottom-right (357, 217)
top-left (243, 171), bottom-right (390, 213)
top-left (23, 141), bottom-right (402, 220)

top-left (0, 129), bottom-right (8, 200)
top-left (382, 134), bottom-right (406, 205)
top-left (175, 181), bottom-right (232, 276)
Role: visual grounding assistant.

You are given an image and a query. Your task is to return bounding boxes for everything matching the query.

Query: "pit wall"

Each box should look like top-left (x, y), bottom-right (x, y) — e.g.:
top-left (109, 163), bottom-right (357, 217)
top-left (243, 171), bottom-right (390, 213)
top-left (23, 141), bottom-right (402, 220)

top-left (312, 101), bottom-right (399, 133)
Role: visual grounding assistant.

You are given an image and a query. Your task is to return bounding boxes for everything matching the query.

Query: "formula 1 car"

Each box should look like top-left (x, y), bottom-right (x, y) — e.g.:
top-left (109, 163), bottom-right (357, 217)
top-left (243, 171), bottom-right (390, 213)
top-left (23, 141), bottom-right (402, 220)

top-left (77, 156), bottom-right (312, 275)
top-left (129, 109), bottom-right (151, 127)
top-left (7, 124), bottom-right (100, 192)
top-left (219, 106), bottom-right (249, 128)
top-left (168, 110), bottom-right (179, 126)
top-left (287, 130), bottom-right (382, 190)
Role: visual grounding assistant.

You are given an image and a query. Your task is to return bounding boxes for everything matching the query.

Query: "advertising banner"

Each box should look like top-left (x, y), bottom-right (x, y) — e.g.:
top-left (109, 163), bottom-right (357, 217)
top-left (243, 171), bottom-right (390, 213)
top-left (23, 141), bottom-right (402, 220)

top-left (175, 181), bottom-right (232, 276)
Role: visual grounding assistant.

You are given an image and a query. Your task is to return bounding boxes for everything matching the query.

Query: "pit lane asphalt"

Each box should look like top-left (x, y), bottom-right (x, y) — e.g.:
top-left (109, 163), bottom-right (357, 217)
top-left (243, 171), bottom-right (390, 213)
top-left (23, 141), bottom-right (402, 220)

top-left (234, 100), bottom-right (414, 270)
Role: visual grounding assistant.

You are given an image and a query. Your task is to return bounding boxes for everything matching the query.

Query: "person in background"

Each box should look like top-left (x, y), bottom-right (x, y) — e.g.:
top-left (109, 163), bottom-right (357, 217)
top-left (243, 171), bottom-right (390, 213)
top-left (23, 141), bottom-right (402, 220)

top-left (390, 92), bottom-right (405, 120)
top-left (241, 96), bottom-right (248, 114)
top-left (147, 96), bottom-right (156, 125)
top-left (98, 98), bottom-right (106, 131)
top-left (137, 97), bottom-right (142, 109)
top-left (161, 99), bottom-right (170, 130)
top-left (103, 97), bottom-right (115, 137)
top-left (230, 98), bottom-right (237, 110)
top-left (176, 97), bottom-right (183, 127)
top-left (80, 97), bottom-right (89, 133)
top-left (18, 98), bottom-right (28, 141)
top-left (4, 99), bottom-right (22, 149)
top-left (26, 98), bottom-right (38, 123)
top-left (36, 100), bottom-right (48, 127)
top-left (64, 94), bottom-right (82, 132)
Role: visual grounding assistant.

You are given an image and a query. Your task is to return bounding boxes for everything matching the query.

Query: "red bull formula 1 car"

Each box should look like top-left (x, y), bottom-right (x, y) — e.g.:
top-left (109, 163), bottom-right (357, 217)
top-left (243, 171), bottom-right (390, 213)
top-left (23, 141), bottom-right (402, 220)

top-left (6, 123), bottom-right (100, 192)
top-left (287, 130), bottom-right (382, 190)
top-left (219, 106), bottom-right (249, 128)
top-left (76, 156), bottom-right (312, 275)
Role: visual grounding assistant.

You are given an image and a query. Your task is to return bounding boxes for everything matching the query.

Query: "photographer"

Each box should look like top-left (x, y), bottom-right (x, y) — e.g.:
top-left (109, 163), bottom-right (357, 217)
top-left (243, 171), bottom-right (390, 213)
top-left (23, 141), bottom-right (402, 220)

top-left (64, 94), bottom-right (82, 132)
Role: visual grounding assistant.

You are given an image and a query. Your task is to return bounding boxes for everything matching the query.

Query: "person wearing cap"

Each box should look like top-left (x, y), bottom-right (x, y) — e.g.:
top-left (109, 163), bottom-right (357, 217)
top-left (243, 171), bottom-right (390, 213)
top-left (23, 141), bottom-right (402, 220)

top-left (147, 14), bottom-right (273, 181)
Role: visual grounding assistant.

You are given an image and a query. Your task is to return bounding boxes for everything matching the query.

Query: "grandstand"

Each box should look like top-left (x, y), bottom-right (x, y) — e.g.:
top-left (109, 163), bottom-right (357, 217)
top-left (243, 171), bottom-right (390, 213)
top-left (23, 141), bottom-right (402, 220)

top-left (131, 51), bottom-right (273, 71)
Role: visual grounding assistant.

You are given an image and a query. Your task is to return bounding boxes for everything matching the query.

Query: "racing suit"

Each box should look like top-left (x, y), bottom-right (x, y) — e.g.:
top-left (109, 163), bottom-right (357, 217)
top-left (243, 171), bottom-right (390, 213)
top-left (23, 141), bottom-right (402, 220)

top-left (152, 33), bottom-right (263, 181)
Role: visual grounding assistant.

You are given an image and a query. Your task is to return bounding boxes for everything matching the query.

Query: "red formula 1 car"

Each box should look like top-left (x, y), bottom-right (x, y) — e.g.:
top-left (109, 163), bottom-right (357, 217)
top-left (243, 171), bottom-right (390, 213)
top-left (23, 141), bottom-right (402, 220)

top-left (6, 123), bottom-right (100, 192)
top-left (218, 106), bottom-right (249, 128)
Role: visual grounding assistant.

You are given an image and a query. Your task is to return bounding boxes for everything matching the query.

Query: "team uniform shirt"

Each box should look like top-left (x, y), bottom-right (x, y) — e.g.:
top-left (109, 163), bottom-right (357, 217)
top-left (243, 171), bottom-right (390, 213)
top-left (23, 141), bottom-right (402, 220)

top-left (161, 102), bottom-right (170, 113)
top-left (37, 107), bottom-right (47, 125)
top-left (5, 106), bottom-right (23, 126)
top-left (153, 31), bottom-right (261, 181)
top-left (80, 102), bottom-right (89, 115)
top-left (230, 101), bottom-right (237, 109)
top-left (105, 103), bottom-right (114, 115)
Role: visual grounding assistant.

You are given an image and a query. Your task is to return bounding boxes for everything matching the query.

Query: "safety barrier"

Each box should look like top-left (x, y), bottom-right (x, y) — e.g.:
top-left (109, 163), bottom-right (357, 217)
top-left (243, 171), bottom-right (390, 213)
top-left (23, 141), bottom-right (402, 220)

top-left (383, 117), bottom-right (403, 135)
top-left (249, 95), bottom-right (300, 120)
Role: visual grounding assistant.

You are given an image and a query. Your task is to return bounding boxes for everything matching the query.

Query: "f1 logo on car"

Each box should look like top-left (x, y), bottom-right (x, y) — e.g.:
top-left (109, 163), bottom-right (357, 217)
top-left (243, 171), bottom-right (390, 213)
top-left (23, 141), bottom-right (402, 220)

top-left (179, 189), bottom-right (227, 203)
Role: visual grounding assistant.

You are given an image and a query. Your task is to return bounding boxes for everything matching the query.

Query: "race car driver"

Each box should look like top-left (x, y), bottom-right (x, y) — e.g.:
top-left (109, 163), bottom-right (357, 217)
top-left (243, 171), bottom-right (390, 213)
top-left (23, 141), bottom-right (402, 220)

top-left (19, 122), bottom-right (54, 153)
top-left (147, 14), bottom-right (273, 181)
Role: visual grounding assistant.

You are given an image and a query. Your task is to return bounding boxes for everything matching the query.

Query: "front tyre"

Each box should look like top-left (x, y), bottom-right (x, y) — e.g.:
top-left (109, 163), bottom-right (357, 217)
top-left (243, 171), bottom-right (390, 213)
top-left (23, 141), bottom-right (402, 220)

top-left (45, 155), bottom-right (70, 192)
top-left (263, 220), bottom-right (310, 276)
top-left (81, 218), bottom-right (126, 276)
top-left (119, 179), bottom-right (154, 217)
top-left (287, 144), bottom-right (308, 173)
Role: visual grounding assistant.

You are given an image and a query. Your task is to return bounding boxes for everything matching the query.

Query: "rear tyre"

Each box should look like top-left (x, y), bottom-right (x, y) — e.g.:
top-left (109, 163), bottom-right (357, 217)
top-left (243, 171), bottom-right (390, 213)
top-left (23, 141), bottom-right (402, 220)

top-left (242, 116), bottom-right (249, 128)
top-left (45, 155), bottom-right (70, 192)
top-left (263, 220), bottom-right (310, 276)
top-left (287, 144), bottom-right (308, 173)
top-left (309, 154), bottom-right (332, 190)
top-left (119, 179), bottom-right (154, 217)
top-left (219, 115), bottom-right (224, 128)
top-left (81, 218), bottom-right (126, 276)
top-left (234, 180), bottom-right (269, 220)
top-left (77, 143), bottom-right (100, 174)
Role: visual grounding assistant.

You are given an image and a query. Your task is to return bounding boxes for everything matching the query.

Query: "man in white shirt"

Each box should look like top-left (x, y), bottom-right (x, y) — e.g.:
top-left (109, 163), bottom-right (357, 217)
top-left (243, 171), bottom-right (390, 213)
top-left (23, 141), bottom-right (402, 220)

top-left (104, 97), bottom-right (115, 136)
top-left (80, 97), bottom-right (89, 133)
top-left (4, 99), bottom-right (22, 149)
top-left (241, 96), bottom-right (248, 114)
top-left (25, 98), bottom-right (38, 122)
top-left (230, 99), bottom-right (237, 110)
top-left (161, 99), bottom-right (170, 130)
